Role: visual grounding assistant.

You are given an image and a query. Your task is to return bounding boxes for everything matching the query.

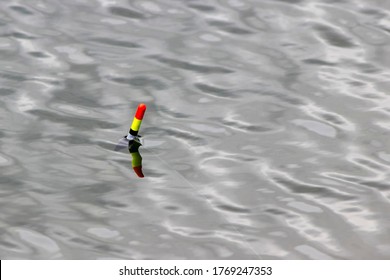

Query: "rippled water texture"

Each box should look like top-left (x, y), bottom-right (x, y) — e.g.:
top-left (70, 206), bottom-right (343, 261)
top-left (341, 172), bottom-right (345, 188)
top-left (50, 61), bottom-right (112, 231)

top-left (1, 0), bottom-right (390, 259)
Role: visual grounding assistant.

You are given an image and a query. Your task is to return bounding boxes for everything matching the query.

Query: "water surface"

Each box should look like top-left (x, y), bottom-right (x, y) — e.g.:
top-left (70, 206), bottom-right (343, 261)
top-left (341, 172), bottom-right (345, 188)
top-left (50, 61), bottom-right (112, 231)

top-left (1, 0), bottom-right (390, 259)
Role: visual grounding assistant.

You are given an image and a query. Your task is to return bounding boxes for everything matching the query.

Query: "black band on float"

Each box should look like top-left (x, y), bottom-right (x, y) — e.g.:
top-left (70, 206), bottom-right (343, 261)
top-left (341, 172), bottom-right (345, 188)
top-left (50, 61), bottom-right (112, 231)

top-left (129, 129), bottom-right (138, 136)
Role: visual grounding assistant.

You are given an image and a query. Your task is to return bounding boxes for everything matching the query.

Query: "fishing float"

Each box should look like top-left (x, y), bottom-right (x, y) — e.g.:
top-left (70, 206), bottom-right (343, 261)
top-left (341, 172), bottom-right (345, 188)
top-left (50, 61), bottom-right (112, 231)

top-left (115, 103), bottom-right (147, 150)
top-left (127, 103), bottom-right (146, 141)
top-left (114, 103), bottom-right (147, 178)
top-left (128, 103), bottom-right (146, 177)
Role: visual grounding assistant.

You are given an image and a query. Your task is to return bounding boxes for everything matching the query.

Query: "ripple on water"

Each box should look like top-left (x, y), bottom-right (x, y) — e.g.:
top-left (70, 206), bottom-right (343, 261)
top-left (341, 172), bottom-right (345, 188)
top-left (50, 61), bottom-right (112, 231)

top-left (295, 245), bottom-right (333, 259)
top-left (27, 109), bottom-right (119, 130)
top-left (0, 153), bottom-right (13, 166)
top-left (148, 55), bottom-right (234, 74)
top-left (108, 6), bottom-right (146, 19)
top-left (292, 119), bottom-right (337, 138)
top-left (87, 227), bottom-right (120, 239)
top-left (88, 37), bottom-right (142, 49)
top-left (216, 204), bottom-right (251, 214)
top-left (266, 169), bottom-right (356, 201)
top-left (206, 20), bottom-right (253, 35)
top-left (9, 5), bottom-right (34, 16)
top-left (13, 228), bottom-right (61, 258)
top-left (313, 23), bottom-right (357, 48)
top-left (0, 88), bottom-right (16, 96)
top-left (194, 83), bottom-right (236, 98)
top-left (108, 76), bottom-right (168, 90)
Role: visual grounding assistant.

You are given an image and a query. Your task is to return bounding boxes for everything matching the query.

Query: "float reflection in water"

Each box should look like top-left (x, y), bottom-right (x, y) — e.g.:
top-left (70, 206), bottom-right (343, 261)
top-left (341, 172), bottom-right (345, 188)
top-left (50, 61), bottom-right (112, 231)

top-left (128, 139), bottom-right (143, 178)
top-left (115, 103), bottom-right (147, 178)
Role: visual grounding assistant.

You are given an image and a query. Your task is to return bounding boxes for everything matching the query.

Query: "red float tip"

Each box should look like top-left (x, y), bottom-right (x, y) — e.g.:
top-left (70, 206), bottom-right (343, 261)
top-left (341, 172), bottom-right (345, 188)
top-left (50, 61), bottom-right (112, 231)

top-left (134, 103), bottom-right (147, 120)
top-left (133, 166), bottom-right (144, 178)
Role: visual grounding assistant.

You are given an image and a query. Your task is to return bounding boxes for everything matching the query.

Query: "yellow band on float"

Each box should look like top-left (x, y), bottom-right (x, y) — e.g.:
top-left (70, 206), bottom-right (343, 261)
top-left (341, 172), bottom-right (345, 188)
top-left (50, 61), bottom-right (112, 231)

top-left (130, 118), bottom-right (142, 132)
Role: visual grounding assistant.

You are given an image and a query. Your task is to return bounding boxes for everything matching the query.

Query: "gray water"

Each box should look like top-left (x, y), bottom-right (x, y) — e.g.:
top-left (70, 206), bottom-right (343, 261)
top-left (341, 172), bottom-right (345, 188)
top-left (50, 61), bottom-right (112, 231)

top-left (1, 0), bottom-right (390, 260)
